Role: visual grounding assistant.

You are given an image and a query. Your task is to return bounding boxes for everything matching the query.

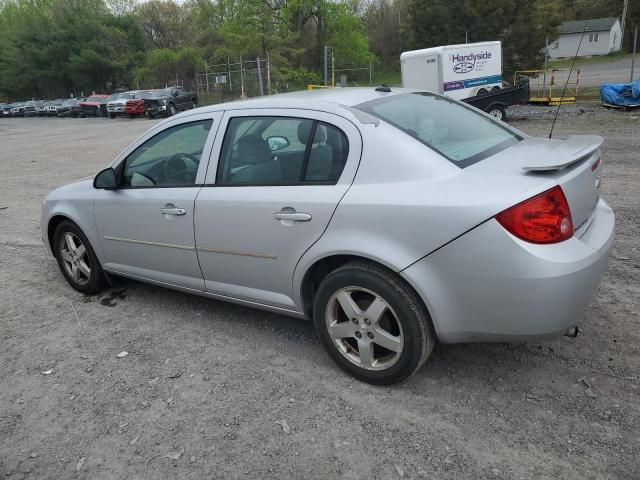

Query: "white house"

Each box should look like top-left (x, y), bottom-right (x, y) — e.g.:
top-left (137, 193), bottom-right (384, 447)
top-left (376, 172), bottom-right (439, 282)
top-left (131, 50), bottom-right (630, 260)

top-left (548, 17), bottom-right (623, 59)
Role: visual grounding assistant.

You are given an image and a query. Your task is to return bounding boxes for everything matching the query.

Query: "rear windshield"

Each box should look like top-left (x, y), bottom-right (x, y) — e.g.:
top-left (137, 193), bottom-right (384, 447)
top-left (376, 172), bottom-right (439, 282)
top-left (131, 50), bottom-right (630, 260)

top-left (355, 92), bottom-right (522, 168)
top-left (85, 95), bottom-right (104, 102)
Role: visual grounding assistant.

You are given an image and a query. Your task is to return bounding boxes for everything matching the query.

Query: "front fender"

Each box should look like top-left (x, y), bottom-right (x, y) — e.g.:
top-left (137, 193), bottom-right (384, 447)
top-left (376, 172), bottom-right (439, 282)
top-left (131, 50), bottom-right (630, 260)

top-left (40, 181), bottom-right (101, 261)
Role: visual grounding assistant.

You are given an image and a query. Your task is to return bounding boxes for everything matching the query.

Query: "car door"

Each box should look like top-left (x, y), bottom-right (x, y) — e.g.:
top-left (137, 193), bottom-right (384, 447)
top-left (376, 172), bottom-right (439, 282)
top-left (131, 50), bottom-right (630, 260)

top-left (173, 87), bottom-right (188, 110)
top-left (94, 112), bottom-right (222, 290)
top-left (194, 109), bottom-right (362, 310)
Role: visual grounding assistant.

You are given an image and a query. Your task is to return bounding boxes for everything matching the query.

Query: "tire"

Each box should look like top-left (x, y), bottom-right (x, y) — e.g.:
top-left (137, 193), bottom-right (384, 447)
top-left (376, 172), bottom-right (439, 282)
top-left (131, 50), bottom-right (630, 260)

top-left (191, 101), bottom-right (197, 110)
top-left (487, 105), bottom-right (506, 121)
top-left (147, 112), bottom-right (156, 119)
top-left (477, 88), bottom-right (488, 96)
top-left (491, 85), bottom-right (501, 92)
top-left (53, 220), bottom-right (106, 294)
top-left (168, 103), bottom-right (176, 116)
top-left (313, 261), bottom-right (435, 385)
top-left (109, 113), bottom-right (115, 119)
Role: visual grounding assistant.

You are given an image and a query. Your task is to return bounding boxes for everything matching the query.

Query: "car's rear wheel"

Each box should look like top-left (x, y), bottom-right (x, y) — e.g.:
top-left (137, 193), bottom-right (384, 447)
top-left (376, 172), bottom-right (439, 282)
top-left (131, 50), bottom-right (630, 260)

top-left (313, 261), bottom-right (435, 385)
top-left (53, 221), bottom-right (106, 294)
top-left (168, 103), bottom-right (176, 116)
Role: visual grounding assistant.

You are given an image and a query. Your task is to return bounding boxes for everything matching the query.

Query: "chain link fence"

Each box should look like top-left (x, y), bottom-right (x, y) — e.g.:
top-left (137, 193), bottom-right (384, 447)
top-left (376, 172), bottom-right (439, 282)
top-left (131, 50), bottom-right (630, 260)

top-left (195, 58), bottom-right (270, 106)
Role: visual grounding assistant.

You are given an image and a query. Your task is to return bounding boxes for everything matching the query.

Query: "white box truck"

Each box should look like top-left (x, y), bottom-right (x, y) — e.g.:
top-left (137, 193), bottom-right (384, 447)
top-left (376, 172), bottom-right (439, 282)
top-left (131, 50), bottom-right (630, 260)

top-left (401, 41), bottom-right (503, 100)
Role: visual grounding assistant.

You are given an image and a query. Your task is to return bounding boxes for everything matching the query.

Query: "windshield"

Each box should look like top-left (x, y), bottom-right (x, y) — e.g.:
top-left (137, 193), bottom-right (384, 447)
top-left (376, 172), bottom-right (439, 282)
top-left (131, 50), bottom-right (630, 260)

top-left (355, 92), bottom-right (522, 168)
top-left (85, 95), bottom-right (104, 102)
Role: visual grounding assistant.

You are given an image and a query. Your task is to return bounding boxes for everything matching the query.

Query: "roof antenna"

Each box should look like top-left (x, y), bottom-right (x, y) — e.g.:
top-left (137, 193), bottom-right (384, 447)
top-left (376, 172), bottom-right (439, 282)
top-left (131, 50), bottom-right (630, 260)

top-left (548, 20), bottom-right (589, 139)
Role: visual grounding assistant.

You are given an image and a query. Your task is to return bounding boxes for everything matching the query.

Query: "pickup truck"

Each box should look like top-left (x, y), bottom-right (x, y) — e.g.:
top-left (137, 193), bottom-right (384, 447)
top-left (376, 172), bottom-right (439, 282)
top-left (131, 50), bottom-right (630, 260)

top-left (144, 86), bottom-right (197, 118)
top-left (80, 94), bottom-right (109, 117)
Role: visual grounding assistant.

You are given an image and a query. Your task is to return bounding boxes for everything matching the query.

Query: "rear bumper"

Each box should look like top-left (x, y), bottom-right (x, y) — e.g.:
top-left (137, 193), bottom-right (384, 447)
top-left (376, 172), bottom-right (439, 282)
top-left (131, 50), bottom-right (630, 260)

top-left (401, 198), bottom-right (615, 343)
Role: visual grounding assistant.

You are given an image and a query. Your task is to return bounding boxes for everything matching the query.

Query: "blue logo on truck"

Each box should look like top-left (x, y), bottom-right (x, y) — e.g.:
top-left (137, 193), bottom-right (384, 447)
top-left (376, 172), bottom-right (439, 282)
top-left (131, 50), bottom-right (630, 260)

top-left (443, 74), bottom-right (502, 91)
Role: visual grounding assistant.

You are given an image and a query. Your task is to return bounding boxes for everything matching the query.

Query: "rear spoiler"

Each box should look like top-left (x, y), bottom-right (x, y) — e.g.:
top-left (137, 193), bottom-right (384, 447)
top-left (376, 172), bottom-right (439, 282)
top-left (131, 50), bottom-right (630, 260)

top-left (521, 135), bottom-right (604, 172)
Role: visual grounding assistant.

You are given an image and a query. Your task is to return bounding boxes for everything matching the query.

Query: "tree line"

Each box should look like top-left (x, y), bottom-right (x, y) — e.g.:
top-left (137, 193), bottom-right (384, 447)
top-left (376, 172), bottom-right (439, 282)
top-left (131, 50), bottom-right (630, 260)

top-left (0, 0), bottom-right (635, 101)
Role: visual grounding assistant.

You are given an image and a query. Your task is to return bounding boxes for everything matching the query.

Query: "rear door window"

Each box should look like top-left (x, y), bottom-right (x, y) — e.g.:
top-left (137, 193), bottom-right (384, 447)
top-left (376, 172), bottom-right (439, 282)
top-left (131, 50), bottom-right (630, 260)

top-left (216, 116), bottom-right (349, 185)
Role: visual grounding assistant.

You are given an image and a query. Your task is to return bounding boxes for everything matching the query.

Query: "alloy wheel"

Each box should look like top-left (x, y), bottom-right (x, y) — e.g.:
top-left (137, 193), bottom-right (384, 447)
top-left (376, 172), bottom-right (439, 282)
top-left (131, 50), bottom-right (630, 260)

top-left (325, 287), bottom-right (404, 371)
top-left (59, 232), bottom-right (91, 286)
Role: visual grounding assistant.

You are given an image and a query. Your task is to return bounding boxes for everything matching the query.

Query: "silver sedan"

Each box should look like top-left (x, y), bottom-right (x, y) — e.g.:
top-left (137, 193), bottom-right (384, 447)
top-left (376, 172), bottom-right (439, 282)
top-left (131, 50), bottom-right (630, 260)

top-left (41, 87), bottom-right (615, 384)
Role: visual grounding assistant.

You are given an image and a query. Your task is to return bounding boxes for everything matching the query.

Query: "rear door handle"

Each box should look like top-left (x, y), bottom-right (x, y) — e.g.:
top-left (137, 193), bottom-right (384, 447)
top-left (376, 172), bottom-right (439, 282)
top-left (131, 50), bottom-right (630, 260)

top-left (161, 207), bottom-right (186, 216)
top-left (273, 212), bottom-right (312, 222)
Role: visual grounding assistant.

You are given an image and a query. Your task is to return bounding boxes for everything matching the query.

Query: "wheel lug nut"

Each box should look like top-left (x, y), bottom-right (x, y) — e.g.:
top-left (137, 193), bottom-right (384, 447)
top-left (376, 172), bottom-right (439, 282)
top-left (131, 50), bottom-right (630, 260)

top-left (364, 318), bottom-right (371, 325)
top-left (351, 318), bottom-right (358, 324)
top-left (367, 332), bottom-right (374, 339)
top-left (355, 331), bottom-right (362, 338)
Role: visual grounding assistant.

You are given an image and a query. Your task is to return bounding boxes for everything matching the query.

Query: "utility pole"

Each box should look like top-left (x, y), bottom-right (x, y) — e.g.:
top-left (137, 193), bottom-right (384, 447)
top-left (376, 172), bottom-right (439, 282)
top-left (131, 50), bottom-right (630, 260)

top-left (622, 0), bottom-right (629, 47)
top-left (543, 35), bottom-right (549, 90)
top-left (204, 60), bottom-right (209, 93)
top-left (631, 25), bottom-right (638, 82)
top-left (240, 55), bottom-right (245, 98)
top-left (227, 57), bottom-right (232, 93)
top-left (323, 46), bottom-right (329, 86)
top-left (256, 57), bottom-right (264, 96)
top-left (266, 53), bottom-right (271, 94)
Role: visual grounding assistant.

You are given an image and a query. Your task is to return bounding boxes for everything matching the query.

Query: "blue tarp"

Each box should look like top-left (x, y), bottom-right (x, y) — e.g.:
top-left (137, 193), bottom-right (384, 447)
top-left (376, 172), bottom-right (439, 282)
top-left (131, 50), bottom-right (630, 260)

top-left (600, 80), bottom-right (640, 106)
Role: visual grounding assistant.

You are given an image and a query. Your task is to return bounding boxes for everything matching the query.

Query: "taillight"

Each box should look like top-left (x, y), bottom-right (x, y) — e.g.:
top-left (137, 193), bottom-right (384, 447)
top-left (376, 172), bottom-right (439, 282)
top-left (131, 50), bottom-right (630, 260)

top-left (496, 186), bottom-right (573, 244)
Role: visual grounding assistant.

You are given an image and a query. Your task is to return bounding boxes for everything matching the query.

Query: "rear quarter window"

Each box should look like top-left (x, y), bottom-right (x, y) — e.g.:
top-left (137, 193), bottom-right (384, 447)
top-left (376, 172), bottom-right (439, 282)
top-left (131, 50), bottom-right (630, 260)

top-left (355, 92), bottom-right (522, 168)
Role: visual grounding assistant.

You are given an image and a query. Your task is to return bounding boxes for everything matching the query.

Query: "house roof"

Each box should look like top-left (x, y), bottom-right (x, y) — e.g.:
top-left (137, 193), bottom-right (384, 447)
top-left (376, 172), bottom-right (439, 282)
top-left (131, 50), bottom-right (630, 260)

top-left (559, 17), bottom-right (619, 35)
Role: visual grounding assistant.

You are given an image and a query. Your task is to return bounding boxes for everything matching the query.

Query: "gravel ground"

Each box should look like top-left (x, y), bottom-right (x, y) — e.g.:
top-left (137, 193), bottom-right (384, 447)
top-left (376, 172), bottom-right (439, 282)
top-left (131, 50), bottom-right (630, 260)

top-left (0, 105), bottom-right (639, 479)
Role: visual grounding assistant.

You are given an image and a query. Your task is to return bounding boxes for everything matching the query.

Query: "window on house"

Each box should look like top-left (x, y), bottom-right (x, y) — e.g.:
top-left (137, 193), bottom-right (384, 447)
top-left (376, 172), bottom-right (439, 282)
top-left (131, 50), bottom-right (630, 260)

top-left (588, 33), bottom-right (599, 43)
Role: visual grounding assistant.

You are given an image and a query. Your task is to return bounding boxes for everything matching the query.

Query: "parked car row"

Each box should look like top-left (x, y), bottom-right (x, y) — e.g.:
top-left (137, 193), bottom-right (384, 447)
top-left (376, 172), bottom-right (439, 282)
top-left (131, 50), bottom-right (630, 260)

top-left (1, 87), bottom-right (197, 120)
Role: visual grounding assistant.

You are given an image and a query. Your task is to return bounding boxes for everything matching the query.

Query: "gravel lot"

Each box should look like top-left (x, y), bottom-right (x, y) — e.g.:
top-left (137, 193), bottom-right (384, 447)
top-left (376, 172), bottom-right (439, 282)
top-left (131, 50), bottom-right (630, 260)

top-left (1, 105), bottom-right (639, 480)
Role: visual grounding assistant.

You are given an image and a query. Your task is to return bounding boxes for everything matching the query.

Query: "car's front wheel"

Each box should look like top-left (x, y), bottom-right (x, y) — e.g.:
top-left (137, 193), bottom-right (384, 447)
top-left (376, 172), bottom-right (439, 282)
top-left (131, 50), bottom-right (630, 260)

top-left (53, 220), bottom-right (106, 294)
top-left (168, 103), bottom-right (176, 116)
top-left (313, 261), bottom-right (435, 385)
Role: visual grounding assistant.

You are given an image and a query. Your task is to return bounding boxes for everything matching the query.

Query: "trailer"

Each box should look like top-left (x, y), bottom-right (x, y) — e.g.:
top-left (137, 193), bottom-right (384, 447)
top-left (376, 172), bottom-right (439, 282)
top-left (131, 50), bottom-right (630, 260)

top-left (400, 41), bottom-right (529, 119)
top-left (462, 84), bottom-right (530, 121)
top-left (401, 41), bottom-right (503, 100)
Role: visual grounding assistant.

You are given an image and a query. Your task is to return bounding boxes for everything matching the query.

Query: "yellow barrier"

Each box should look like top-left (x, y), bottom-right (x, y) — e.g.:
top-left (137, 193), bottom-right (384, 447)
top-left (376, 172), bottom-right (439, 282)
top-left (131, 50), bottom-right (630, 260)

top-left (514, 68), bottom-right (580, 105)
top-left (307, 85), bottom-right (335, 90)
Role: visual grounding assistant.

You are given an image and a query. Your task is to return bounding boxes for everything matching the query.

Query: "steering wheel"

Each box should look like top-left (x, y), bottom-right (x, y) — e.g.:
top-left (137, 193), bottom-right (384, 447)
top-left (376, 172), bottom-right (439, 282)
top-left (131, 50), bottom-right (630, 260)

top-left (163, 154), bottom-right (190, 183)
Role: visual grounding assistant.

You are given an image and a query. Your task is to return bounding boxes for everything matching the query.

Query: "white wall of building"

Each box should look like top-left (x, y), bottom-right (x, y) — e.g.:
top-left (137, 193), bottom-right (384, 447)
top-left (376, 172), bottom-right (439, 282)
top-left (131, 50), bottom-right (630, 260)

top-left (548, 20), bottom-right (622, 58)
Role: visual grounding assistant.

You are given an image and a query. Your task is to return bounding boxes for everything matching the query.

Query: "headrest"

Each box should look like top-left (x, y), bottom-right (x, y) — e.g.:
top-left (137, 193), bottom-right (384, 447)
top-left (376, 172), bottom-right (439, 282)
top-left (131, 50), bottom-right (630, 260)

top-left (297, 121), bottom-right (326, 144)
top-left (236, 134), bottom-right (271, 165)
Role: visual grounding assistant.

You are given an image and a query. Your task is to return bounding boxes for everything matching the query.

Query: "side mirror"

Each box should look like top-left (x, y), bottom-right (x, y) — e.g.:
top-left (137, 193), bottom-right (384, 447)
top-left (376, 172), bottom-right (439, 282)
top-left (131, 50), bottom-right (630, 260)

top-left (267, 136), bottom-right (290, 152)
top-left (94, 167), bottom-right (118, 190)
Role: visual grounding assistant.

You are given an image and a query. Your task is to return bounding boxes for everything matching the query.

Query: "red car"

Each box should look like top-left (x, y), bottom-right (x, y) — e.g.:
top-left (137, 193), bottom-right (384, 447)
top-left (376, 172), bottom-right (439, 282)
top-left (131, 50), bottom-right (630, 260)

top-left (124, 90), bottom-right (157, 118)
top-left (79, 94), bottom-right (108, 117)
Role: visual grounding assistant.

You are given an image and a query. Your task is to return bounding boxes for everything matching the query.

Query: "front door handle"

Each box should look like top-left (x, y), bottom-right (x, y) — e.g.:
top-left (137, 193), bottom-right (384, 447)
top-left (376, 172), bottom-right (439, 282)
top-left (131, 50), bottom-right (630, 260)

top-left (273, 212), bottom-right (312, 222)
top-left (161, 207), bottom-right (186, 216)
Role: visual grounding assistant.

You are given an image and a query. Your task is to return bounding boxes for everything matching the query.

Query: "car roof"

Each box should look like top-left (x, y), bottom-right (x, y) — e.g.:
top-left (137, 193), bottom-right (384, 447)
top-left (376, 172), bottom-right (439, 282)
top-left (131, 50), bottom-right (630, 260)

top-left (192, 87), bottom-right (420, 115)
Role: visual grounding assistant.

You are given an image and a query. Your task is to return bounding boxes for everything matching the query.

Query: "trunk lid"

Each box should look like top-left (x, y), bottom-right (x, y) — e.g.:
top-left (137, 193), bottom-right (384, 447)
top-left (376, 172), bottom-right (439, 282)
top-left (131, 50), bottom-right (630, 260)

top-left (467, 135), bottom-right (603, 232)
